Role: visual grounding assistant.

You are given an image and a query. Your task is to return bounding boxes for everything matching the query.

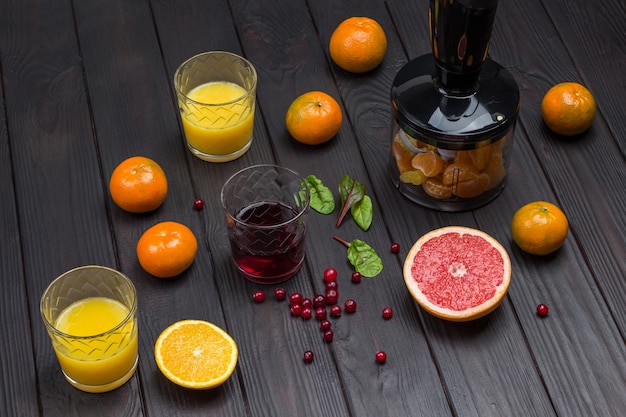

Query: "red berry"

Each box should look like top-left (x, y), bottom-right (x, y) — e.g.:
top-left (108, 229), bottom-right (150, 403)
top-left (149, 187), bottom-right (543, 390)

top-left (382, 307), bottom-right (393, 319)
top-left (193, 198), bottom-right (205, 210)
top-left (375, 351), bottom-right (387, 363)
top-left (303, 350), bottom-right (314, 363)
top-left (274, 287), bottom-right (287, 301)
top-left (301, 307), bottom-right (312, 320)
top-left (344, 299), bottom-right (357, 313)
top-left (320, 319), bottom-right (332, 331)
top-left (325, 280), bottom-right (339, 291)
top-left (323, 268), bottom-right (338, 282)
top-left (390, 242), bottom-right (400, 253)
top-left (289, 292), bottom-right (303, 306)
top-left (536, 303), bottom-right (549, 317)
top-left (313, 294), bottom-right (326, 308)
top-left (325, 289), bottom-right (339, 305)
top-left (291, 303), bottom-right (302, 316)
top-left (301, 297), bottom-right (312, 309)
top-left (252, 290), bottom-right (265, 303)
top-left (323, 330), bottom-right (334, 343)
top-left (351, 271), bottom-right (362, 283)
top-left (315, 307), bottom-right (327, 321)
top-left (330, 305), bottom-right (342, 317)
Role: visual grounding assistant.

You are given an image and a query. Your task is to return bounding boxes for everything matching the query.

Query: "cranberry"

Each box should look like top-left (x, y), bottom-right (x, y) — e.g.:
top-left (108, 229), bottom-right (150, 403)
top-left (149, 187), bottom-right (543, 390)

top-left (351, 271), bottom-right (362, 283)
top-left (301, 297), bottom-right (312, 309)
top-left (320, 319), bottom-right (332, 331)
top-left (390, 242), bottom-right (400, 253)
top-left (344, 299), bottom-right (357, 313)
top-left (252, 290), bottom-right (265, 303)
top-left (313, 294), bottom-right (326, 308)
top-left (375, 351), bottom-right (387, 363)
top-left (301, 307), bottom-right (312, 320)
top-left (382, 307), bottom-right (393, 319)
top-left (536, 303), bottom-right (549, 317)
top-left (274, 287), bottom-right (287, 301)
top-left (330, 305), bottom-right (342, 317)
top-left (289, 292), bottom-right (303, 306)
top-left (325, 280), bottom-right (339, 291)
top-left (303, 350), bottom-right (314, 363)
top-left (193, 198), bottom-right (205, 210)
top-left (315, 307), bottom-right (327, 321)
top-left (290, 303), bottom-right (302, 316)
top-left (323, 268), bottom-right (338, 282)
top-left (325, 289), bottom-right (339, 305)
top-left (323, 330), bottom-right (334, 343)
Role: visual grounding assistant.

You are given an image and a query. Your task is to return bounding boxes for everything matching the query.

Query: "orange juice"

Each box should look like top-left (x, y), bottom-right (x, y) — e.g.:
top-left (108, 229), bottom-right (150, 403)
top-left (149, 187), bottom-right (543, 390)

top-left (182, 81), bottom-right (255, 157)
top-left (53, 297), bottom-right (138, 392)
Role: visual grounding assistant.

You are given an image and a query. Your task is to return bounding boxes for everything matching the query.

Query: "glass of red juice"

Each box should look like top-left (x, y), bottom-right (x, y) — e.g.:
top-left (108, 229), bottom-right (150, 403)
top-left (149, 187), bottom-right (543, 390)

top-left (220, 164), bottom-right (310, 284)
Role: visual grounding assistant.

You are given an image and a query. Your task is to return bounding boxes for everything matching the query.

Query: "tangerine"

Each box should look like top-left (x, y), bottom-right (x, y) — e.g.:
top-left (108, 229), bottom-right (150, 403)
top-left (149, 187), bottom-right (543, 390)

top-left (541, 82), bottom-right (596, 136)
top-left (155, 320), bottom-right (238, 389)
top-left (285, 91), bottom-right (342, 145)
top-left (511, 201), bottom-right (568, 255)
top-left (137, 221), bottom-right (198, 278)
top-left (109, 156), bottom-right (168, 213)
top-left (404, 226), bottom-right (511, 322)
top-left (329, 17), bottom-right (387, 73)
top-left (411, 151), bottom-right (444, 177)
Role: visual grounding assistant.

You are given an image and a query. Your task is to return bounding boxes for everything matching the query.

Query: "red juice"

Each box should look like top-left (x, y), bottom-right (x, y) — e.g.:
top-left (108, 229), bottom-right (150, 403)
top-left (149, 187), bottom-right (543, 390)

top-left (229, 200), bottom-right (306, 284)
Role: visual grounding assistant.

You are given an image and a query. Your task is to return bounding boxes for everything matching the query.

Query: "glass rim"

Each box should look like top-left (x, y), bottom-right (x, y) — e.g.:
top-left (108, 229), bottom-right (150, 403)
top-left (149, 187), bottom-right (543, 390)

top-left (174, 50), bottom-right (258, 106)
top-left (220, 164), bottom-right (310, 229)
top-left (40, 265), bottom-right (137, 340)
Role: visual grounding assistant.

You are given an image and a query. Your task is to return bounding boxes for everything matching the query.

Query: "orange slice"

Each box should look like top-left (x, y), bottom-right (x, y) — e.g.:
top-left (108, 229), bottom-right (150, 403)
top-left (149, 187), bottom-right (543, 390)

top-left (154, 320), bottom-right (238, 389)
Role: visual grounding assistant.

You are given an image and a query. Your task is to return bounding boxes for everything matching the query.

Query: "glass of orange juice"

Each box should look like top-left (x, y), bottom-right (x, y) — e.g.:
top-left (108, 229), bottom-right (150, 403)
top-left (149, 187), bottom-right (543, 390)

top-left (40, 265), bottom-right (138, 393)
top-left (174, 51), bottom-right (257, 162)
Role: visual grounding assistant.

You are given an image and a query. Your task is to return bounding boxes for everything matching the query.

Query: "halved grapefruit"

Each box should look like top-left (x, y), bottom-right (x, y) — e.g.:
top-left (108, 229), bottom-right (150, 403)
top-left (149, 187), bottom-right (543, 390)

top-left (403, 226), bottom-right (511, 322)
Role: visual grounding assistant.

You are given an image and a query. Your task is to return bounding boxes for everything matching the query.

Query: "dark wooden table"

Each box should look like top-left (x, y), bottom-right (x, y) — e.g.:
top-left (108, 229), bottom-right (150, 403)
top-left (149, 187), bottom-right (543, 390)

top-left (2, 0), bottom-right (625, 416)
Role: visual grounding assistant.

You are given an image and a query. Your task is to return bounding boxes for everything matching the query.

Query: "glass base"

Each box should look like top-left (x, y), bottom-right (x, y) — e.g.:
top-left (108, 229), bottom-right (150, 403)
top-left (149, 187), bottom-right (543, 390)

top-left (187, 139), bottom-right (252, 163)
top-left (62, 356), bottom-right (138, 393)
top-left (235, 257), bottom-right (304, 285)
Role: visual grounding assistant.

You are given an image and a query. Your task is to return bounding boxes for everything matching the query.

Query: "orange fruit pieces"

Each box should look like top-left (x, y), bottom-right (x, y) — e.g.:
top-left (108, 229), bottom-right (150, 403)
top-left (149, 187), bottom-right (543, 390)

top-left (286, 91), bottom-right (342, 145)
top-left (137, 221), bottom-right (198, 278)
top-left (404, 226), bottom-right (511, 322)
top-left (109, 156), bottom-right (168, 213)
top-left (442, 163), bottom-right (490, 199)
top-left (541, 82), bottom-right (596, 136)
top-left (329, 17), bottom-right (387, 73)
top-left (155, 320), bottom-right (238, 389)
top-left (511, 201), bottom-right (569, 255)
top-left (411, 151), bottom-right (444, 177)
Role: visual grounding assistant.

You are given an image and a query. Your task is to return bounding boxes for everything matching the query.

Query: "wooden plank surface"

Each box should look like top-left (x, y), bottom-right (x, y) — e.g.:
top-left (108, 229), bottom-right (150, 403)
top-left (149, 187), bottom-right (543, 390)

top-left (0, 0), bottom-right (624, 416)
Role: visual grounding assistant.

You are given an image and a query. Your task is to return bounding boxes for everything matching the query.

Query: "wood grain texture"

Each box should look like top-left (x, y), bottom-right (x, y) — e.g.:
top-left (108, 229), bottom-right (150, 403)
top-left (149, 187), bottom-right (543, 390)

top-left (0, 0), bottom-right (624, 415)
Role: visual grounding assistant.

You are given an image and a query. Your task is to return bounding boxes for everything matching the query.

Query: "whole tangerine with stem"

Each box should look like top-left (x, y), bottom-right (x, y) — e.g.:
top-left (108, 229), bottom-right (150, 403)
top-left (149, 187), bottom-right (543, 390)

top-left (511, 201), bottom-right (568, 256)
top-left (137, 221), bottom-right (198, 278)
top-left (329, 16), bottom-right (387, 73)
top-left (109, 156), bottom-right (168, 213)
top-left (286, 91), bottom-right (342, 145)
top-left (541, 82), bottom-right (596, 136)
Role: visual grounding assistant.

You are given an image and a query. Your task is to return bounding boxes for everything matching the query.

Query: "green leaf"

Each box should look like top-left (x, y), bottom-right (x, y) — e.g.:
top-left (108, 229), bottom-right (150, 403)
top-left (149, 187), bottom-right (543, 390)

top-left (346, 239), bottom-right (383, 277)
top-left (351, 195), bottom-right (373, 231)
top-left (336, 174), bottom-right (365, 228)
top-left (305, 175), bottom-right (335, 214)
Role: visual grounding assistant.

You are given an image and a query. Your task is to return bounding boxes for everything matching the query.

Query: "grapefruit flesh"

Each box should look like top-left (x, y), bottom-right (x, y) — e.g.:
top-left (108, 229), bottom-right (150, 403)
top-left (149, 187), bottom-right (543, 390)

top-left (403, 226), bottom-right (511, 322)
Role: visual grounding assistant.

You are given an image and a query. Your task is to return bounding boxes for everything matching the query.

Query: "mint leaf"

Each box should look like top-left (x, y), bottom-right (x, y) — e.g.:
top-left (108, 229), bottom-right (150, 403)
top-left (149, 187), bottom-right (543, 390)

top-left (351, 195), bottom-right (372, 231)
top-left (305, 175), bottom-right (335, 214)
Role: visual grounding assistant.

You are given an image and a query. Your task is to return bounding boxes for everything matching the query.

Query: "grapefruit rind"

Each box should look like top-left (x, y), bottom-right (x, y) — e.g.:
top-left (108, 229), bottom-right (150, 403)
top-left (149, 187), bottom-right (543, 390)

top-left (403, 226), bottom-right (511, 322)
top-left (154, 320), bottom-right (238, 389)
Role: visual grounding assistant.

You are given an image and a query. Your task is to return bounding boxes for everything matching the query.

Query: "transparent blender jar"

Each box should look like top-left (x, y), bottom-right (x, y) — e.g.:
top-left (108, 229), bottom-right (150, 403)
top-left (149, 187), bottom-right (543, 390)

top-left (389, 0), bottom-right (519, 211)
